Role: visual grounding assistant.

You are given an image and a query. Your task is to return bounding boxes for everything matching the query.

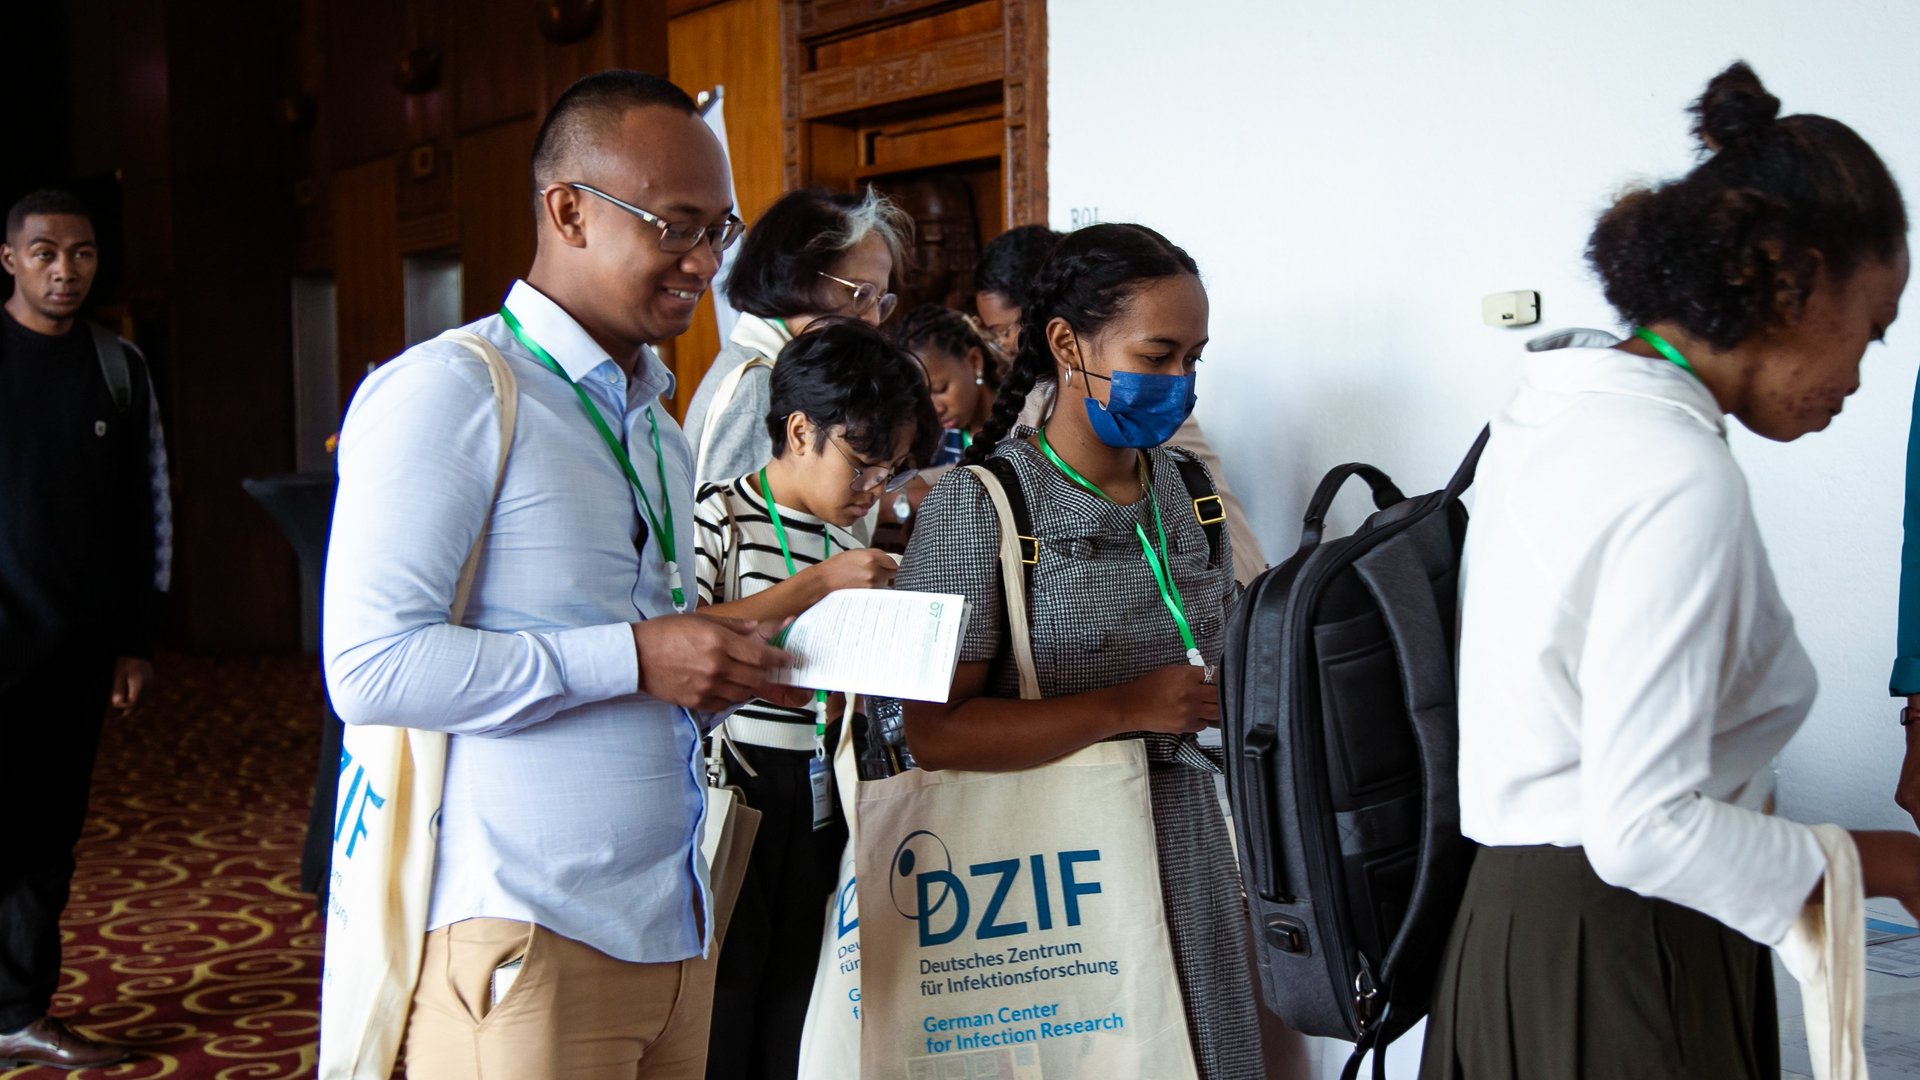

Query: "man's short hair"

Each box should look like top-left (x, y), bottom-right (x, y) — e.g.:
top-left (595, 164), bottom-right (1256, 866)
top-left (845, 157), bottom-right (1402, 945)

top-left (6, 189), bottom-right (93, 240)
top-left (530, 70), bottom-right (700, 210)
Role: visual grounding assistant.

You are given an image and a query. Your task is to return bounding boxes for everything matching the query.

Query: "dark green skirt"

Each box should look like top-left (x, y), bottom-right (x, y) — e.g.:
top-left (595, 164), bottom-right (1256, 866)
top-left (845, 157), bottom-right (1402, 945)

top-left (1419, 845), bottom-right (1777, 1080)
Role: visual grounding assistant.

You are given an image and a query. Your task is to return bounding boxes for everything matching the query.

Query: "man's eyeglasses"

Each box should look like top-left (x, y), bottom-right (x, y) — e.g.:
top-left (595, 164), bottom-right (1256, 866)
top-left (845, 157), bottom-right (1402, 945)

top-left (818, 272), bottom-right (898, 322)
top-left (563, 183), bottom-right (745, 254)
top-left (827, 436), bottom-right (917, 493)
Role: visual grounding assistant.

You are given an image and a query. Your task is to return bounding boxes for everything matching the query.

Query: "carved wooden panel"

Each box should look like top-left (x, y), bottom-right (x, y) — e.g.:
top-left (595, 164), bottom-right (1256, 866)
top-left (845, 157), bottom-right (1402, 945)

top-left (797, 0), bottom-right (954, 39)
top-left (859, 103), bottom-right (1002, 175)
top-left (1001, 0), bottom-right (1044, 225)
top-left (810, 2), bottom-right (998, 67)
top-left (782, 0), bottom-right (807, 190)
top-left (799, 30), bottom-right (1003, 118)
top-left (783, 0), bottom-right (1043, 227)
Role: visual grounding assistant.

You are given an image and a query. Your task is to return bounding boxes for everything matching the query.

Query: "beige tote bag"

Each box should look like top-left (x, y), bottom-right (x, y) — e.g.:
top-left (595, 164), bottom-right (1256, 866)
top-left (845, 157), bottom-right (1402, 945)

top-left (849, 465), bottom-right (1199, 1079)
top-left (319, 329), bottom-right (516, 1080)
top-left (796, 699), bottom-right (865, 1079)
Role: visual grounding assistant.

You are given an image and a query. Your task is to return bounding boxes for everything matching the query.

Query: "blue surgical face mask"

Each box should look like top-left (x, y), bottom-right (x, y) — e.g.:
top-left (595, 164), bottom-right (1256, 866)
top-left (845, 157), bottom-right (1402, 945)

top-left (1075, 362), bottom-right (1199, 449)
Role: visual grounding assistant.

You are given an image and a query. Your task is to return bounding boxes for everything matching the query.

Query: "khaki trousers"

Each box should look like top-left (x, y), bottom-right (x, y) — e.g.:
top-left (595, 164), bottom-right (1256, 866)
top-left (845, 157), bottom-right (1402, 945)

top-left (403, 918), bottom-right (716, 1080)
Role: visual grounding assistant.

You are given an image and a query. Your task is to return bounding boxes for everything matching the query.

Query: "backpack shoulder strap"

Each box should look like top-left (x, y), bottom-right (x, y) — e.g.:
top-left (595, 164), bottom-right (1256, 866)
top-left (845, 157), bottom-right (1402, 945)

top-left (696, 354), bottom-right (774, 483)
top-left (1170, 453), bottom-right (1224, 563)
top-left (962, 462), bottom-right (1040, 701)
top-left (438, 329), bottom-right (519, 625)
top-left (720, 482), bottom-right (744, 603)
top-left (979, 456), bottom-right (1038, 571)
top-left (89, 324), bottom-right (132, 414)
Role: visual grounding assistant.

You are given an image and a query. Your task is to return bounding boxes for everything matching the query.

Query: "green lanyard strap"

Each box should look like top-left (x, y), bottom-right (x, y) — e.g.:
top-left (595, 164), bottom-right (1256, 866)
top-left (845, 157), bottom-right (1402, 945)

top-left (756, 469), bottom-right (833, 575)
top-left (501, 305), bottom-right (687, 610)
top-left (1632, 326), bottom-right (1699, 379)
top-left (757, 469), bottom-right (834, 735)
top-left (1034, 428), bottom-right (1203, 666)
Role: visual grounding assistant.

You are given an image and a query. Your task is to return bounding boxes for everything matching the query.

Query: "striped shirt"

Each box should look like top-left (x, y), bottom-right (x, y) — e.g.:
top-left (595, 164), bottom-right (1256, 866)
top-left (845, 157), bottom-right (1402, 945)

top-left (695, 474), bottom-right (862, 729)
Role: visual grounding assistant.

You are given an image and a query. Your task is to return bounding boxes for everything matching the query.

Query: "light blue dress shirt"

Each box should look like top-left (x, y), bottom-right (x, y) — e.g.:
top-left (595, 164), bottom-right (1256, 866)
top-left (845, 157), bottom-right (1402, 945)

top-left (323, 279), bottom-right (712, 963)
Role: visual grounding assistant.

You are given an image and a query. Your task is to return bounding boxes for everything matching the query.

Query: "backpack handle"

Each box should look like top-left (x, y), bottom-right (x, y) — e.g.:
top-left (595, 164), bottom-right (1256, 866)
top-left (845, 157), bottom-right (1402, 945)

top-left (1298, 463), bottom-right (1405, 553)
top-left (1441, 426), bottom-right (1492, 502)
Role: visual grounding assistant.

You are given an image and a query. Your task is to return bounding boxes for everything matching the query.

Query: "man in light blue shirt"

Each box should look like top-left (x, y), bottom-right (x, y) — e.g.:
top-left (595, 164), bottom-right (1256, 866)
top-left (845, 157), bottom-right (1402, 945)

top-left (323, 71), bottom-right (796, 1079)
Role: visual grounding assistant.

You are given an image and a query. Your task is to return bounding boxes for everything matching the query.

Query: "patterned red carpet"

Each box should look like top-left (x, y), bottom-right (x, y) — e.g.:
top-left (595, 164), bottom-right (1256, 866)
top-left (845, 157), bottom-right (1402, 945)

top-left (3, 653), bottom-right (325, 1079)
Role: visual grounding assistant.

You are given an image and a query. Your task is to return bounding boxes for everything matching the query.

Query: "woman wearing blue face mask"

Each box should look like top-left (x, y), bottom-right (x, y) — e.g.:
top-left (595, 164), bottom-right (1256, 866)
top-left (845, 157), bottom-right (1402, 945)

top-left (895, 223), bottom-right (1263, 1079)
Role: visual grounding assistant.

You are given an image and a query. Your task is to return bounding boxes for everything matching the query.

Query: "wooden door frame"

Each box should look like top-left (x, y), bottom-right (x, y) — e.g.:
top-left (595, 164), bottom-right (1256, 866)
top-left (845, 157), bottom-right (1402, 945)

top-left (779, 0), bottom-right (1047, 226)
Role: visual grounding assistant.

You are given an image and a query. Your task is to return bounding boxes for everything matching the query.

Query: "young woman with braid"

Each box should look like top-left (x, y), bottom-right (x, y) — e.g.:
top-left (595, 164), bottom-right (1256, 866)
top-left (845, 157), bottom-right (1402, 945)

top-left (894, 302), bottom-right (1002, 466)
top-left (895, 223), bottom-right (1264, 1080)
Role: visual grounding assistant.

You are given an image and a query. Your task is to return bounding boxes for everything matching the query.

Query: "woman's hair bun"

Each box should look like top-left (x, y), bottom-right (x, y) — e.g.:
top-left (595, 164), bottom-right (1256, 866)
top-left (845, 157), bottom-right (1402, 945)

top-left (1690, 61), bottom-right (1781, 152)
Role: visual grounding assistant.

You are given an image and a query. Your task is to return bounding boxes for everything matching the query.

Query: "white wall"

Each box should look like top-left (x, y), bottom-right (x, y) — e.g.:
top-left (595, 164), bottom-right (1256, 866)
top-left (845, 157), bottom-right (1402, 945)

top-left (1048, 0), bottom-right (1920, 841)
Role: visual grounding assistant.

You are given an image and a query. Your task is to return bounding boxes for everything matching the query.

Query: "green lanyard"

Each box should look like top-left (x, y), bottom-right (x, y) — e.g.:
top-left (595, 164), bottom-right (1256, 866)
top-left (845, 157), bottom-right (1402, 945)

top-left (961, 429), bottom-right (974, 450)
top-left (501, 305), bottom-right (687, 611)
top-left (1632, 326), bottom-right (1700, 379)
top-left (756, 469), bottom-right (833, 575)
top-left (757, 469), bottom-right (834, 743)
top-left (1034, 428), bottom-right (1204, 667)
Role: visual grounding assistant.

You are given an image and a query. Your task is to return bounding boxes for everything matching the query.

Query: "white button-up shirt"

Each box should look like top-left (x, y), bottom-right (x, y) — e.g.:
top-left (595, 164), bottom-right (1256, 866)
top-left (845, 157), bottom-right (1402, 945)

top-left (1457, 346), bottom-right (1825, 946)
top-left (323, 280), bottom-right (712, 962)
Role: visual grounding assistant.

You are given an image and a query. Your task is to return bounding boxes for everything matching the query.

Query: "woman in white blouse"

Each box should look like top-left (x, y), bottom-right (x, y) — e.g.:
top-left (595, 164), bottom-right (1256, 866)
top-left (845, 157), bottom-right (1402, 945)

top-left (1423, 62), bottom-right (1920, 1079)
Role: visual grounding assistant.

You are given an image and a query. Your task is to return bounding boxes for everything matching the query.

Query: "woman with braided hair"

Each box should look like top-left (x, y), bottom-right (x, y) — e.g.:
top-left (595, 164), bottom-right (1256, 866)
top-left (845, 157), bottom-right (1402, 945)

top-left (894, 302), bottom-right (1002, 465)
top-left (895, 223), bottom-right (1264, 1079)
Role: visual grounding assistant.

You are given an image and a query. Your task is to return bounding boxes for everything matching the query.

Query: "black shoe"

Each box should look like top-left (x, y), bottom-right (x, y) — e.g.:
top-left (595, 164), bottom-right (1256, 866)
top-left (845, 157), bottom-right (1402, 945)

top-left (0, 1015), bottom-right (133, 1070)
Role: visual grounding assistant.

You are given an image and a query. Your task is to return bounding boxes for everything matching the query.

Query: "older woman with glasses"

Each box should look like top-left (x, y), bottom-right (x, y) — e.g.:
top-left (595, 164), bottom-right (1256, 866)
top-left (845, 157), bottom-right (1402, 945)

top-left (684, 186), bottom-right (912, 494)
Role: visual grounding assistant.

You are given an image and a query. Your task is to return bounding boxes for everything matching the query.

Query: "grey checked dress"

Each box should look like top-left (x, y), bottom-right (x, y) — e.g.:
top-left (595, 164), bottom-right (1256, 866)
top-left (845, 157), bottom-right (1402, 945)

top-left (895, 433), bottom-right (1264, 1080)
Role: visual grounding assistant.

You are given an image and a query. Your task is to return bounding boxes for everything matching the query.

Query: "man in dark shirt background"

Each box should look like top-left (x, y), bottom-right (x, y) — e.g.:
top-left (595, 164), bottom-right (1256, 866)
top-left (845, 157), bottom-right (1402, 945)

top-left (0, 189), bottom-right (159, 1069)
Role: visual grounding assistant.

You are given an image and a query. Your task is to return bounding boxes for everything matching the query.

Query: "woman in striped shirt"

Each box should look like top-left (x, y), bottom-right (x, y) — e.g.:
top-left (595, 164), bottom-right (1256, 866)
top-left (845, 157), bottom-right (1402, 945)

top-left (693, 317), bottom-right (939, 1080)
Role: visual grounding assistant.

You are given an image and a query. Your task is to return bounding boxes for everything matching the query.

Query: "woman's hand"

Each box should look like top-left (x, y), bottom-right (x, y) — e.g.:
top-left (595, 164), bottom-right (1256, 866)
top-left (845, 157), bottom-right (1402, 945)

top-left (1109, 663), bottom-right (1219, 736)
top-left (1852, 829), bottom-right (1920, 925)
top-left (811, 548), bottom-right (899, 593)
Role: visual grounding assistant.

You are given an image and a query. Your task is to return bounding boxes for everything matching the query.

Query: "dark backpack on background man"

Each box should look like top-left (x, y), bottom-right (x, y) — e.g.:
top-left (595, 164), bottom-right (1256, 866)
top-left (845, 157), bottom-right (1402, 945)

top-left (89, 323), bottom-right (133, 414)
top-left (1221, 428), bottom-right (1487, 1080)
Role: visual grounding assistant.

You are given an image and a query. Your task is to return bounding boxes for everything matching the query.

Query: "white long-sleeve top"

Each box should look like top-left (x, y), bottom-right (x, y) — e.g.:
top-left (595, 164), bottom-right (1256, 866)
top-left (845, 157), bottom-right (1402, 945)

top-left (1457, 346), bottom-right (1825, 946)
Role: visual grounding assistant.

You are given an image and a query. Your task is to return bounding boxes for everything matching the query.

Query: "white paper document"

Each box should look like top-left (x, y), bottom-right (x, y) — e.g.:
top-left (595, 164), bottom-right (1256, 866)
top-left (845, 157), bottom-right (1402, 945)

top-left (777, 589), bottom-right (971, 702)
top-left (1869, 933), bottom-right (1920, 979)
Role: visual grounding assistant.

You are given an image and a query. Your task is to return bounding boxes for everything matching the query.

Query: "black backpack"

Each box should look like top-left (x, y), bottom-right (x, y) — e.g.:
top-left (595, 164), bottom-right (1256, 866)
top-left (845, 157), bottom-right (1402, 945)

top-left (1221, 428), bottom-right (1487, 1079)
top-left (89, 324), bottom-right (135, 414)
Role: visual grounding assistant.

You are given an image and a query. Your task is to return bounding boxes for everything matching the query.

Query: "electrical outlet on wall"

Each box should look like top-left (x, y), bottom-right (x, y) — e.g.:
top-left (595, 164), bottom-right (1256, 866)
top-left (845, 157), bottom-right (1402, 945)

top-left (1482, 290), bottom-right (1541, 327)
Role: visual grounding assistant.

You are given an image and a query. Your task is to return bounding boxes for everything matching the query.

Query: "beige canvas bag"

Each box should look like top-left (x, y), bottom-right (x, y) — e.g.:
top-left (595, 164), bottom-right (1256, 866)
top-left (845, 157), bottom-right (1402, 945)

top-left (319, 329), bottom-right (516, 1080)
top-left (848, 465), bottom-right (1199, 1079)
